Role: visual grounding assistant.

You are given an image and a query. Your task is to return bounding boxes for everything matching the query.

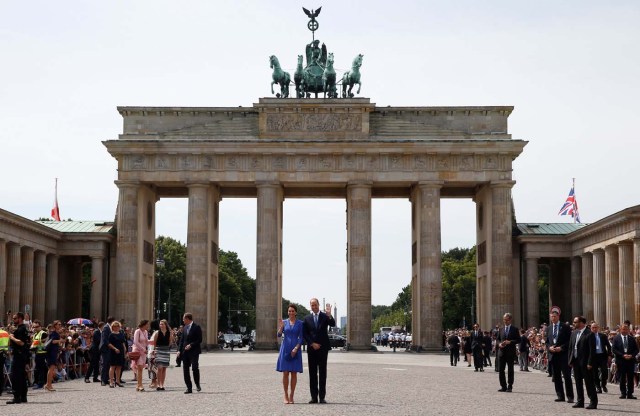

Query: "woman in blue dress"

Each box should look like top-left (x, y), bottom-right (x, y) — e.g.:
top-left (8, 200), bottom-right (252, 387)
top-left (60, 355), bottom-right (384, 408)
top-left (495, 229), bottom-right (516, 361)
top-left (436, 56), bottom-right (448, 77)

top-left (276, 304), bottom-right (303, 404)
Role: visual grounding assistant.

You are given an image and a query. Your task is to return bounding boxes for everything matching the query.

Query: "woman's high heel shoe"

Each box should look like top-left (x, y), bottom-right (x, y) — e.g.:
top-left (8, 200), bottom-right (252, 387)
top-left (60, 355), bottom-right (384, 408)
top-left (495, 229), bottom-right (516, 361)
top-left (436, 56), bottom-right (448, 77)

top-left (116, 382), bottom-right (124, 387)
top-left (45, 385), bottom-right (56, 392)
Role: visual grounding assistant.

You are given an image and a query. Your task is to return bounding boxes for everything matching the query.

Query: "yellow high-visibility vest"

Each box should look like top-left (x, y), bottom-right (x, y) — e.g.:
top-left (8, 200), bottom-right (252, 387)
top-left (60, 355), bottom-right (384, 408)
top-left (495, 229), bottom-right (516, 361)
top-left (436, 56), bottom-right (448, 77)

top-left (0, 330), bottom-right (9, 351)
top-left (32, 330), bottom-right (47, 354)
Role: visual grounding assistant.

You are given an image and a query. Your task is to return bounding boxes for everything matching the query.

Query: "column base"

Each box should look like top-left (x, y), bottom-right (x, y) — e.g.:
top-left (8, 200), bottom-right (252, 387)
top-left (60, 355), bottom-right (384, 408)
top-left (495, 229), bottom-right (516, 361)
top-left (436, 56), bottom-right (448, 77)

top-left (410, 345), bottom-right (444, 353)
top-left (345, 344), bottom-right (378, 352)
top-left (254, 342), bottom-right (279, 351)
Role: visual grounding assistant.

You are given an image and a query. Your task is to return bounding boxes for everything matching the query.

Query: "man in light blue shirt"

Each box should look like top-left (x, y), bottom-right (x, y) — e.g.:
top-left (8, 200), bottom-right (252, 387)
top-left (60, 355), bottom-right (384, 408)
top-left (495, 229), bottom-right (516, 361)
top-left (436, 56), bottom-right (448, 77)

top-left (587, 322), bottom-right (611, 394)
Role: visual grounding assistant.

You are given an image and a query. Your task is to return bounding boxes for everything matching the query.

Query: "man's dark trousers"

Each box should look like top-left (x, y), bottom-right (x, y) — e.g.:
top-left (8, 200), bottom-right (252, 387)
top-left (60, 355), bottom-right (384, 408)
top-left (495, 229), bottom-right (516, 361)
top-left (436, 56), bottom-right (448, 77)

top-left (10, 355), bottom-right (28, 402)
top-left (307, 347), bottom-right (329, 401)
top-left (100, 350), bottom-right (110, 383)
top-left (0, 353), bottom-right (6, 395)
top-left (34, 353), bottom-right (47, 386)
top-left (550, 352), bottom-right (574, 400)
top-left (87, 348), bottom-right (100, 381)
top-left (182, 351), bottom-right (200, 391)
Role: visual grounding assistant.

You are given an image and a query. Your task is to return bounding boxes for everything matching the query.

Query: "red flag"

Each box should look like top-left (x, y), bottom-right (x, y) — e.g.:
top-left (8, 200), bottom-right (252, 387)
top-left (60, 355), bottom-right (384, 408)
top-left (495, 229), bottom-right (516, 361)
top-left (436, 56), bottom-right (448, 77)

top-left (51, 178), bottom-right (61, 221)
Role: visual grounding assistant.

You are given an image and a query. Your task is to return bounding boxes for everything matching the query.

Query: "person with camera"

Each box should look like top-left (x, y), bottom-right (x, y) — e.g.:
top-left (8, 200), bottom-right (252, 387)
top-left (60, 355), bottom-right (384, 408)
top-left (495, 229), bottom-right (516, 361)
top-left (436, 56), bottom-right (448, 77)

top-left (7, 312), bottom-right (30, 404)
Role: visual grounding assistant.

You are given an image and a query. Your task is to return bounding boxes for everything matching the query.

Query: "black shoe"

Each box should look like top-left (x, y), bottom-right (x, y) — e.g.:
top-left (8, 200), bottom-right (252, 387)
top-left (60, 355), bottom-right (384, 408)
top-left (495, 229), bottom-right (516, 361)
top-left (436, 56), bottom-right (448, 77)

top-left (6, 399), bottom-right (22, 404)
top-left (524, 369), bottom-right (530, 372)
top-left (572, 402), bottom-right (584, 408)
top-left (196, 385), bottom-right (201, 392)
top-left (567, 398), bottom-right (574, 403)
top-left (93, 378), bottom-right (100, 382)
top-left (474, 369), bottom-right (478, 372)
top-left (596, 388), bottom-right (602, 393)
top-left (602, 386), bottom-right (608, 393)
top-left (480, 368), bottom-right (484, 372)
top-left (85, 379), bottom-right (91, 383)
top-left (176, 364), bottom-right (181, 367)
top-left (586, 403), bottom-right (597, 409)
top-left (506, 388), bottom-right (512, 392)
top-left (628, 395), bottom-right (637, 400)
top-left (184, 390), bottom-right (192, 394)
top-left (319, 399), bottom-right (327, 404)
top-left (498, 388), bottom-right (507, 392)
top-left (554, 398), bottom-right (565, 402)
top-left (619, 395), bottom-right (627, 399)
top-left (309, 399), bottom-right (318, 404)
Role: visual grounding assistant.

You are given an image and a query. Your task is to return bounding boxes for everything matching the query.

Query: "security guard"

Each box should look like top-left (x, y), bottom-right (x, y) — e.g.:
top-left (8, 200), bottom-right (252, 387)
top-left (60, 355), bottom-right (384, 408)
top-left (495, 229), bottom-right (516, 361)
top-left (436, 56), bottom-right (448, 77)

top-left (7, 312), bottom-right (30, 404)
top-left (0, 326), bottom-right (9, 396)
top-left (31, 320), bottom-right (48, 389)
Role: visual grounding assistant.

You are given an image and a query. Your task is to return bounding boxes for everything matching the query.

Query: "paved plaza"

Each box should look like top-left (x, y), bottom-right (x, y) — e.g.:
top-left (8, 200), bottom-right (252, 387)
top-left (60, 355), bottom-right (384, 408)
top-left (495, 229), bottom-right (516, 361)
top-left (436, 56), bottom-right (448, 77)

top-left (2, 349), bottom-right (639, 415)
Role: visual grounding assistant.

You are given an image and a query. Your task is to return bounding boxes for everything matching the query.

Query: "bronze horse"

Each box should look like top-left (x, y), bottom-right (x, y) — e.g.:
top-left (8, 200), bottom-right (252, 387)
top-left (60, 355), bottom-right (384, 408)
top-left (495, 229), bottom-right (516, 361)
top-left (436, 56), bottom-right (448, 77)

top-left (341, 54), bottom-right (363, 98)
top-left (269, 55), bottom-right (290, 98)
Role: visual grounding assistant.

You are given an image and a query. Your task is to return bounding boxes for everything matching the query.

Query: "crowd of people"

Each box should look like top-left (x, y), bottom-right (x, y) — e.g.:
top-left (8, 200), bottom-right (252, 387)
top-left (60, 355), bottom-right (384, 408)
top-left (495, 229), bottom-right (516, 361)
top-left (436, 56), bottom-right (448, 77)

top-left (444, 311), bottom-right (640, 410)
top-left (1, 311), bottom-right (183, 404)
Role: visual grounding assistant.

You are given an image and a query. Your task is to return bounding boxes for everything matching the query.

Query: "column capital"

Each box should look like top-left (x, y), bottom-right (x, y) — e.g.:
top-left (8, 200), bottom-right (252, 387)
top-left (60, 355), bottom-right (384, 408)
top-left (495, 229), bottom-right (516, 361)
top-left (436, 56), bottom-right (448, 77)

top-left (90, 255), bottom-right (105, 260)
top-left (114, 180), bottom-right (140, 188)
top-left (21, 246), bottom-right (34, 254)
top-left (593, 248), bottom-right (605, 254)
top-left (490, 180), bottom-right (516, 189)
top-left (185, 181), bottom-right (211, 189)
top-left (256, 181), bottom-right (282, 189)
top-left (581, 251), bottom-right (593, 258)
top-left (416, 180), bottom-right (444, 189)
top-left (617, 240), bottom-right (633, 247)
top-left (347, 180), bottom-right (373, 188)
top-left (524, 256), bottom-right (539, 261)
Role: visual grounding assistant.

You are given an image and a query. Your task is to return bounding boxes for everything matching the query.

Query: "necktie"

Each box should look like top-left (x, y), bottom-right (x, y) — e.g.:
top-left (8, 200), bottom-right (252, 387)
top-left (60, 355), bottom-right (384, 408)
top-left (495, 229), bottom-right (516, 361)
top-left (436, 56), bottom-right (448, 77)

top-left (185, 324), bottom-right (190, 337)
top-left (595, 334), bottom-right (601, 353)
top-left (553, 324), bottom-right (558, 340)
top-left (623, 335), bottom-right (628, 351)
top-left (504, 326), bottom-right (509, 339)
top-left (314, 314), bottom-right (318, 328)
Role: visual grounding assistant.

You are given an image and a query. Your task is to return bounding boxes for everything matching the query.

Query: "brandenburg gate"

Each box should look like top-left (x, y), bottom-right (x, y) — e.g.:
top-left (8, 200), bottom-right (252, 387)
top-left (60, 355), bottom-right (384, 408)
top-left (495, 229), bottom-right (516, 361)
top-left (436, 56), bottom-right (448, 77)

top-left (103, 98), bottom-right (526, 350)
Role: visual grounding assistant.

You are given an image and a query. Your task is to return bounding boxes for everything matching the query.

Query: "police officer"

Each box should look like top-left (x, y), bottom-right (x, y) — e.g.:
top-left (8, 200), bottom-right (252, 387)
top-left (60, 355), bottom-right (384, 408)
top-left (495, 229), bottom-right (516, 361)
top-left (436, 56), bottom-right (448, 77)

top-left (7, 312), bottom-right (30, 404)
top-left (31, 320), bottom-right (47, 389)
top-left (0, 325), bottom-right (10, 396)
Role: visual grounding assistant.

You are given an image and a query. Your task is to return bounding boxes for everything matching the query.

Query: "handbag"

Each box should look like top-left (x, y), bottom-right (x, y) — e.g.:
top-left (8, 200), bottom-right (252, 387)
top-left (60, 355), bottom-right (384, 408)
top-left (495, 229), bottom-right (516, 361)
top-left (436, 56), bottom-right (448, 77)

top-left (128, 350), bottom-right (141, 360)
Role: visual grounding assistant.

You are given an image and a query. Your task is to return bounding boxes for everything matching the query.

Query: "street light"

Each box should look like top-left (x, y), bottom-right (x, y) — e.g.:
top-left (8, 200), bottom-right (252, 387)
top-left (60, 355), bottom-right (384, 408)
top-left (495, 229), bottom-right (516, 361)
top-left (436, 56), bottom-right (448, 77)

top-left (156, 245), bottom-right (165, 321)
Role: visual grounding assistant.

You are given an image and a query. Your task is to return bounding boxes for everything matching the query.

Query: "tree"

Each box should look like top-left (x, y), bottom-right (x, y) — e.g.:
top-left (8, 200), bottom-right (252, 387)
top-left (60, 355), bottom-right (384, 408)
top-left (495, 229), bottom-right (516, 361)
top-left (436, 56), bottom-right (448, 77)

top-left (441, 247), bottom-right (476, 329)
top-left (155, 236), bottom-right (187, 328)
top-left (218, 249), bottom-right (256, 333)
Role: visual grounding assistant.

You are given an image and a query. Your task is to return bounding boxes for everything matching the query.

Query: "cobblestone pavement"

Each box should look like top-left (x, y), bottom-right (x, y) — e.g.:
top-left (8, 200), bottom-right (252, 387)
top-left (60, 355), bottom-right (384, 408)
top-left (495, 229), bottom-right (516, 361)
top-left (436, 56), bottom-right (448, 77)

top-left (2, 349), bottom-right (639, 415)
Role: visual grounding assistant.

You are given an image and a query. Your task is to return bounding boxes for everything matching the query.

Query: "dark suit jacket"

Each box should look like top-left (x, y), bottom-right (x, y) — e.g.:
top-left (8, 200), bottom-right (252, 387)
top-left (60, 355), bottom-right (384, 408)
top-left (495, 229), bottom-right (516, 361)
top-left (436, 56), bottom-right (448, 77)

top-left (568, 329), bottom-right (592, 367)
top-left (99, 324), bottom-right (112, 352)
top-left (546, 322), bottom-right (571, 363)
top-left (470, 330), bottom-right (484, 352)
top-left (303, 312), bottom-right (336, 352)
top-left (611, 334), bottom-right (639, 363)
top-left (587, 332), bottom-right (611, 366)
top-left (179, 323), bottom-right (202, 355)
top-left (447, 335), bottom-right (460, 350)
top-left (519, 334), bottom-right (530, 352)
top-left (496, 325), bottom-right (520, 357)
top-left (91, 328), bottom-right (101, 352)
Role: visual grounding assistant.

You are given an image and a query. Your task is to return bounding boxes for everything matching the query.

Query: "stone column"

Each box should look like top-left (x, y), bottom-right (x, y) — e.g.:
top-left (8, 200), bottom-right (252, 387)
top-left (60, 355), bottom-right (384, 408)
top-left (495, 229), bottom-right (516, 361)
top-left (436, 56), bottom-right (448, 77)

top-left (255, 182), bottom-right (283, 350)
top-left (19, 246), bottom-right (34, 312)
top-left (33, 251), bottom-right (47, 321)
top-left (90, 256), bottom-right (104, 320)
top-left (581, 253), bottom-right (594, 321)
top-left (6, 243), bottom-right (21, 313)
top-left (570, 256), bottom-right (582, 317)
top-left (0, 239), bottom-right (6, 319)
top-left (592, 249), bottom-right (606, 326)
top-left (347, 181), bottom-right (373, 350)
top-left (618, 241), bottom-right (634, 323)
top-left (186, 183), bottom-right (210, 344)
top-left (114, 181), bottom-right (140, 324)
top-left (490, 181), bottom-right (515, 323)
top-left (525, 257), bottom-right (539, 327)
top-left (604, 245), bottom-right (620, 328)
top-left (45, 254), bottom-right (59, 324)
top-left (206, 186), bottom-right (221, 346)
top-left (634, 239), bottom-right (640, 325)
top-left (410, 181), bottom-right (442, 351)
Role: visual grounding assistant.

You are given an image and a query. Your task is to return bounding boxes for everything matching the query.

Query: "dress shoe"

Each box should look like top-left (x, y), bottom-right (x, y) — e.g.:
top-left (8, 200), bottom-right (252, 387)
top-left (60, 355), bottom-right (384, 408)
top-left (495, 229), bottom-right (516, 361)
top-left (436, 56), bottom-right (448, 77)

top-left (6, 399), bottom-right (22, 404)
top-left (628, 395), bottom-right (637, 400)
top-left (506, 386), bottom-right (512, 392)
top-left (566, 398), bottom-right (574, 403)
top-left (524, 369), bottom-right (530, 372)
top-left (319, 399), bottom-right (327, 404)
top-left (619, 395), bottom-right (627, 399)
top-left (586, 403), bottom-right (597, 410)
top-left (554, 398), bottom-right (565, 402)
top-left (480, 368), bottom-right (484, 372)
top-left (184, 389), bottom-right (193, 394)
top-left (474, 369), bottom-right (478, 372)
top-left (308, 399), bottom-right (318, 404)
top-left (498, 388), bottom-right (507, 392)
top-left (572, 402), bottom-right (584, 408)
top-left (602, 386), bottom-right (608, 393)
top-left (84, 379), bottom-right (91, 383)
top-left (93, 378), bottom-right (100, 382)
top-left (196, 385), bottom-right (201, 392)
top-left (596, 388), bottom-right (602, 393)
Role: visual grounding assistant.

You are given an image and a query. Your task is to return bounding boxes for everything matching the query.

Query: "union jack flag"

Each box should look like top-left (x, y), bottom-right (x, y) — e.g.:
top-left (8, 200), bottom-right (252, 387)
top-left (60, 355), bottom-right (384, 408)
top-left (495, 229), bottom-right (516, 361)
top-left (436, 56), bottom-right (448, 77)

top-left (558, 186), bottom-right (580, 223)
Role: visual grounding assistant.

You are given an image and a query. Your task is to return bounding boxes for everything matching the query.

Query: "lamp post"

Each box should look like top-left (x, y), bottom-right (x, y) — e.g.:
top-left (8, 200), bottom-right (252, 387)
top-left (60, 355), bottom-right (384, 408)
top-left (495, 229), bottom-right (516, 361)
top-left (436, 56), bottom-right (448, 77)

top-left (155, 245), bottom-right (165, 321)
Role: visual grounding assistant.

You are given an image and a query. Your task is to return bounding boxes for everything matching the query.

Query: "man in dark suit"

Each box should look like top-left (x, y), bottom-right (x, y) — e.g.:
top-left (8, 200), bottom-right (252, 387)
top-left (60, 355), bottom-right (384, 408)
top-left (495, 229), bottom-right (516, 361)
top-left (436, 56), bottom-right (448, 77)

top-left (470, 324), bottom-right (484, 372)
top-left (587, 321), bottom-right (611, 393)
top-left (447, 331), bottom-right (460, 366)
top-left (611, 322), bottom-right (639, 399)
top-left (496, 312), bottom-right (520, 392)
top-left (483, 331), bottom-right (493, 367)
top-left (546, 310), bottom-right (574, 403)
top-left (177, 312), bottom-right (202, 394)
top-left (569, 316), bottom-right (597, 409)
top-left (518, 328), bottom-right (530, 371)
top-left (7, 312), bottom-right (29, 404)
top-left (99, 316), bottom-right (114, 386)
top-left (86, 322), bottom-right (103, 383)
top-left (303, 298), bottom-right (336, 404)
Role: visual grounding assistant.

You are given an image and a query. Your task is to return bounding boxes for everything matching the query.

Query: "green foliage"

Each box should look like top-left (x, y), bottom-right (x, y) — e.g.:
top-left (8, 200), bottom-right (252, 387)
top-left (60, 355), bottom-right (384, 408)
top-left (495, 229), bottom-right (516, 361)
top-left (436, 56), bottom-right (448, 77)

top-left (371, 305), bottom-right (391, 320)
top-left (218, 249), bottom-right (255, 333)
top-left (442, 247), bottom-right (477, 329)
top-left (155, 236), bottom-right (187, 328)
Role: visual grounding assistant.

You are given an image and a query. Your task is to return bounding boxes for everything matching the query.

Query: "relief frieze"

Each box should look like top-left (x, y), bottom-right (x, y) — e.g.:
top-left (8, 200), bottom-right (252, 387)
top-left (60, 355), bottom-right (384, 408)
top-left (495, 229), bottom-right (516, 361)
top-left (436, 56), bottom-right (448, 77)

top-left (266, 113), bottom-right (362, 132)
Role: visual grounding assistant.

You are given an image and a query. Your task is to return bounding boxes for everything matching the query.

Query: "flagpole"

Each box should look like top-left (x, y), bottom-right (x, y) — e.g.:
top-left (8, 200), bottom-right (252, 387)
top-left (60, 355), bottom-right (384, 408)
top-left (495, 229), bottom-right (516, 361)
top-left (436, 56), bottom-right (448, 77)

top-left (572, 177), bottom-right (576, 224)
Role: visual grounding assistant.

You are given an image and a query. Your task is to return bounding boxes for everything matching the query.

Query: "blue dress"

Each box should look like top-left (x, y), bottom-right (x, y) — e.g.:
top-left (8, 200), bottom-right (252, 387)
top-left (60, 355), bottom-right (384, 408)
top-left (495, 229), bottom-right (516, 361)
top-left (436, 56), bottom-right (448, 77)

top-left (276, 320), bottom-right (303, 373)
top-left (46, 331), bottom-right (60, 367)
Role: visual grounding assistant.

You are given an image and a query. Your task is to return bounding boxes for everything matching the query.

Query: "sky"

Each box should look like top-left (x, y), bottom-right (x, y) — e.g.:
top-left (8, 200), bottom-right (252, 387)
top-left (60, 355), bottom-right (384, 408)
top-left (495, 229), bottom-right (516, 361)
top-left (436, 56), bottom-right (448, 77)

top-left (2, 1), bottom-right (639, 318)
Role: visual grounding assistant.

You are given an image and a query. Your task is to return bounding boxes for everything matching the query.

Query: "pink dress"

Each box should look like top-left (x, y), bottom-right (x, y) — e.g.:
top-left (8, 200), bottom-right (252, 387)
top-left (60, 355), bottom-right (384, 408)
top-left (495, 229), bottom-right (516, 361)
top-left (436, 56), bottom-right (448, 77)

top-left (132, 328), bottom-right (149, 367)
